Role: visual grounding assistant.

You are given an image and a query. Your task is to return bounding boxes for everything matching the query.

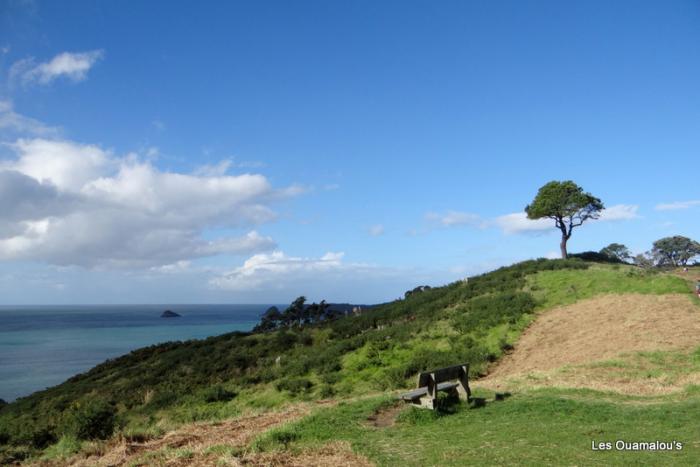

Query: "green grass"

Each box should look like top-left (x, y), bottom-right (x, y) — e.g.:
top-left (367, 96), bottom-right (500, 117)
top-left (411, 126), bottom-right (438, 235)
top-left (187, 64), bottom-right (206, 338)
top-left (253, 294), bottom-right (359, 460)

top-left (39, 435), bottom-right (82, 462)
top-left (529, 265), bottom-right (689, 309)
top-left (575, 347), bottom-right (700, 389)
top-left (255, 389), bottom-right (700, 466)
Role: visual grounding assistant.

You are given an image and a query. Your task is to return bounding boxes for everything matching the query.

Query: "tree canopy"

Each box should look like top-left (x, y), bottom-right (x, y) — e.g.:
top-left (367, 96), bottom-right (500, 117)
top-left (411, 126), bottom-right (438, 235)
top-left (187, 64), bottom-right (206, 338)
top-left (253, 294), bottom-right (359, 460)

top-left (651, 236), bottom-right (700, 267)
top-left (525, 180), bottom-right (604, 258)
top-left (599, 243), bottom-right (631, 263)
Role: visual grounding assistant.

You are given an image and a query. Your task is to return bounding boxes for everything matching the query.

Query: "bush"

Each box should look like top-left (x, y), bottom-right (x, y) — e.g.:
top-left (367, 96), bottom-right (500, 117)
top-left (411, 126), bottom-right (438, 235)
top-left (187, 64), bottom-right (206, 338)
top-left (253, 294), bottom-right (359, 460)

top-left (202, 386), bottom-right (237, 403)
top-left (275, 377), bottom-right (314, 395)
top-left (61, 399), bottom-right (115, 440)
top-left (570, 251), bottom-right (622, 263)
top-left (143, 388), bottom-right (179, 409)
top-left (30, 427), bottom-right (57, 449)
top-left (270, 428), bottom-right (299, 446)
top-left (319, 384), bottom-right (336, 398)
top-left (453, 291), bottom-right (536, 332)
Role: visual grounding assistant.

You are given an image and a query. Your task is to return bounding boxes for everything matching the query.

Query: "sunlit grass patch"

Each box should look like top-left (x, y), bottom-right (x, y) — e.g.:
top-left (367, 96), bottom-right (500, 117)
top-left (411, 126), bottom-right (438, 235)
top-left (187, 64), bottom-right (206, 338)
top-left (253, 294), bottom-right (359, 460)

top-left (530, 265), bottom-right (689, 309)
top-left (253, 388), bottom-right (700, 466)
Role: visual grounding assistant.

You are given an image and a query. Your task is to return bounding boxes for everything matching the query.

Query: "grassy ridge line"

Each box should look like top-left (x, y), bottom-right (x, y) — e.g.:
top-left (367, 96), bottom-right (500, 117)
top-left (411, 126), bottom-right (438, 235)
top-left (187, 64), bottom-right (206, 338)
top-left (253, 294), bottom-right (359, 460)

top-left (528, 265), bottom-right (690, 309)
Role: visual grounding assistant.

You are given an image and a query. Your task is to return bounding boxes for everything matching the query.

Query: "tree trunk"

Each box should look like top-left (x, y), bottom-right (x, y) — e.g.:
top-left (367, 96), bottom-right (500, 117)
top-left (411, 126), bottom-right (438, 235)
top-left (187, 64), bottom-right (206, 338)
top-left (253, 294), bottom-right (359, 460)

top-left (560, 236), bottom-right (568, 259)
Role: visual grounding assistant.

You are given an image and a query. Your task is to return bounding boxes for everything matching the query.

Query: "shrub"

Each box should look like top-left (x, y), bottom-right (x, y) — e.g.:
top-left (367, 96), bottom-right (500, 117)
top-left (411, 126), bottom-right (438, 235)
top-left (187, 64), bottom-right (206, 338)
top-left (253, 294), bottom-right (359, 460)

top-left (61, 399), bottom-right (116, 440)
top-left (30, 426), bottom-right (57, 449)
top-left (570, 251), bottom-right (622, 263)
top-left (453, 292), bottom-right (536, 332)
top-left (202, 386), bottom-right (237, 403)
top-left (144, 388), bottom-right (178, 409)
top-left (319, 384), bottom-right (336, 398)
top-left (275, 377), bottom-right (314, 395)
top-left (270, 428), bottom-right (299, 446)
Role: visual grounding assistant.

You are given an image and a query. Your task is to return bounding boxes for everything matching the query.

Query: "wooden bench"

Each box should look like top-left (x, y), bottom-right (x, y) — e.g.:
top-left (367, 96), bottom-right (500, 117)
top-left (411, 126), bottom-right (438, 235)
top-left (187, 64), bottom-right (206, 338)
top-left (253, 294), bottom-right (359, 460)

top-left (399, 363), bottom-right (471, 410)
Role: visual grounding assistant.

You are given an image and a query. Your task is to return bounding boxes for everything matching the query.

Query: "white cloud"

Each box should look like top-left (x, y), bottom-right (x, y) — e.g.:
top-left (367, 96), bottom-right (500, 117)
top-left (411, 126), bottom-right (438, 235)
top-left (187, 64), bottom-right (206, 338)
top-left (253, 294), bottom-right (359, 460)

top-left (0, 138), bottom-right (297, 268)
top-left (493, 212), bottom-right (552, 234)
top-left (368, 224), bottom-right (384, 236)
top-left (150, 260), bottom-right (191, 274)
top-left (0, 101), bottom-right (58, 136)
top-left (193, 159), bottom-right (233, 177)
top-left (10, 50), bottom-right (104, 86)
top-left (426, 210), bottom-right (483, 227)
top-left (210, 251), bottom-right (347, 291)
top-left (491, 204), bottom-right (638, 235)
top-left (655, 200), bottom-right (700, 211)
top-left (598, 204), bottom-right (639, 221)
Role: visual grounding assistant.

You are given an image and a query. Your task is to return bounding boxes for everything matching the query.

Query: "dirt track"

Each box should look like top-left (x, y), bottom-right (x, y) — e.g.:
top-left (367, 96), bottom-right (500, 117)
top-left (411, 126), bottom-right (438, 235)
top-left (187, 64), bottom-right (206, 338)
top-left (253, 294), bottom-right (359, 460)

top-left (482, 293), bottom-right (700, 387)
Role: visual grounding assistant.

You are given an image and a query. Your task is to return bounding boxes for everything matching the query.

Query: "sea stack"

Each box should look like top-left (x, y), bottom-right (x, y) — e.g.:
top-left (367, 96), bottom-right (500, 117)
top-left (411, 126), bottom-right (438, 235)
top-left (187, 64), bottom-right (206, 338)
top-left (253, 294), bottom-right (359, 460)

top-left (161, 310), bottom-right (181, 318)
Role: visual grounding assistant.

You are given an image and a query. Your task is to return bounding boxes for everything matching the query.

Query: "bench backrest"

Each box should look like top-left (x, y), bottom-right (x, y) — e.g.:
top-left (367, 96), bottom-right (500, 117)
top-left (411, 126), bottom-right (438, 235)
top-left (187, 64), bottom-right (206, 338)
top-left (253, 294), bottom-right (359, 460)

top-left (417, 363), bottom-right (469, 387)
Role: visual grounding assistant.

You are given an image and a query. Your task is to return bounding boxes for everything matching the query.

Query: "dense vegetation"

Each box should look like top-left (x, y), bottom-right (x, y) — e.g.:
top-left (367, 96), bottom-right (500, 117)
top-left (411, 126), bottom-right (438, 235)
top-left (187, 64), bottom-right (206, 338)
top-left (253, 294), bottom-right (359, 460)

top-left (0, 258), bottom-right (692, 463)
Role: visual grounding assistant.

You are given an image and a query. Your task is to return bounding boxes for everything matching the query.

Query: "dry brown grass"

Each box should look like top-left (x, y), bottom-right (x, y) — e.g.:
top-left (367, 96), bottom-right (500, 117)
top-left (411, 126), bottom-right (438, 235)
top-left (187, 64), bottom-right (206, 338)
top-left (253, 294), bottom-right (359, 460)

top-left (478, 293), bottom-right (700, 395)
top-left (235, 441), bottom-right (373, 466)
top-left (49, 401), bottom-right (352, 467)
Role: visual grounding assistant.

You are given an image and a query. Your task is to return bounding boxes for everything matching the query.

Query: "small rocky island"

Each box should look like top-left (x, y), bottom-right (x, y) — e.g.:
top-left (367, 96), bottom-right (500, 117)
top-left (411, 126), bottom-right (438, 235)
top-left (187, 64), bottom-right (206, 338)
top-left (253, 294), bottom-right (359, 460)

top-left (160, 310), bottom-right (181, 318)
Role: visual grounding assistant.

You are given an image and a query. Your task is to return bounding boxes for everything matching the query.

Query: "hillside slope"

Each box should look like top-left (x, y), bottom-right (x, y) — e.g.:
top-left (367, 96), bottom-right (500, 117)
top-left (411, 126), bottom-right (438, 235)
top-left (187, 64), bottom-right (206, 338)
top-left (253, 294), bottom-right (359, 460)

top-left (485, 293), bottom-right (700, 378)
top-left (0, 259), bottom-right (696, 465)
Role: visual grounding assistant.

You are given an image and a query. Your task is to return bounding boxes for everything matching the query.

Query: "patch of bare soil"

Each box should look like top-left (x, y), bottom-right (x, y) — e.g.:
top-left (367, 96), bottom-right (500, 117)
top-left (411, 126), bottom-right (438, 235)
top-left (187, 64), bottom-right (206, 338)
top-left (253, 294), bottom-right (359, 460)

top-left (61, 402), bottom-right (335, 467)
top-left (479, 293), bottom-right (700, 393)
top-left (366, 403), bottom-right (403, 428)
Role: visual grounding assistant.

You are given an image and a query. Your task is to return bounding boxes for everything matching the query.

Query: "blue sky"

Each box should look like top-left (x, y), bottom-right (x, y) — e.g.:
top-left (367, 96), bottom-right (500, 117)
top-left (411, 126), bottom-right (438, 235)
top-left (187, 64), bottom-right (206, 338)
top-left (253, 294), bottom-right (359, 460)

top-left (0, 0), bottom-right (699, 304)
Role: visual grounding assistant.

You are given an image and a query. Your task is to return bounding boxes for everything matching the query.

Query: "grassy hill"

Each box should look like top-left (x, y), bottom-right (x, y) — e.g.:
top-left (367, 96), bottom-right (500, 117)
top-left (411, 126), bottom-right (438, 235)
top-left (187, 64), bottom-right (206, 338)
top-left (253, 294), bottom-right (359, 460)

top-left (0, 259), bottom-right (697, 465)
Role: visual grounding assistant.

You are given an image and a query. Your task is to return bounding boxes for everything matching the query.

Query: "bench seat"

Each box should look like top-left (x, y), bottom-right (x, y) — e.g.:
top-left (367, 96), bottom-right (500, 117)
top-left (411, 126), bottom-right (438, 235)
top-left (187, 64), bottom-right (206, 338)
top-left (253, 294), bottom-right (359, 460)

top-left (400, 382), bottom-right (459, 401)
top-left (398, 363), bottom-right (471, 409)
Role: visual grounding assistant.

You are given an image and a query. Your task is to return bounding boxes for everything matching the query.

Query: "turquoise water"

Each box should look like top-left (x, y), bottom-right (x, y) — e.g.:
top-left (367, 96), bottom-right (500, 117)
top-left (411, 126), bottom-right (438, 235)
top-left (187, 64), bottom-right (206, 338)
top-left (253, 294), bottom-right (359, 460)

top-left (0, 305), bottom-right (273, 401)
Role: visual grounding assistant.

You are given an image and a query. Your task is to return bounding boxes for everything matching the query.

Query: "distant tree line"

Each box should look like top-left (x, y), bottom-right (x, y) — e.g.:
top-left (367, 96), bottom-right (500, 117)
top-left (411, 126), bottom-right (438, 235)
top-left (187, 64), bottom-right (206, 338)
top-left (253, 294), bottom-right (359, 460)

top-left (595, 236), bottom-right (700, 268)
top-left (404, 285), bottom-right (432, 299)
top-left (254, 296), bottom-right (350, 332)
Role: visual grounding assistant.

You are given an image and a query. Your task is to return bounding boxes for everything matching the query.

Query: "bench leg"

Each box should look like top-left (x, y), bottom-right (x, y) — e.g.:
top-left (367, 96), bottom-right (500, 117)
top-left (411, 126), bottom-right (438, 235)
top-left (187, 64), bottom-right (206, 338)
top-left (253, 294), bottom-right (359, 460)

top-left (417, 396), bottom-right (436, 410)
top-left (458, 373), bottom-right (471, 402)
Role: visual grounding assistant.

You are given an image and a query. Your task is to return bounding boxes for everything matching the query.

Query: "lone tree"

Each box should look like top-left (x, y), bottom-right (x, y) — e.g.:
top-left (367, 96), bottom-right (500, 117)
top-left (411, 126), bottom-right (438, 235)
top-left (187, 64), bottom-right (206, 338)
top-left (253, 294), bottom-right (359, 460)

top-left (525, 181), bottom-right (604, 259)
top-left (651, 236), bottom-right (700, 267)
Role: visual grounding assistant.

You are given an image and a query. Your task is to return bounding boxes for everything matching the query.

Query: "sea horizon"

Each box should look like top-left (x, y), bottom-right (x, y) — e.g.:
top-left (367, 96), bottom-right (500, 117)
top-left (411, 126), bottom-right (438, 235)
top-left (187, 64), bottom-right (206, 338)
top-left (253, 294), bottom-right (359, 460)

top-left (0, 304), bottom-right (280, 402)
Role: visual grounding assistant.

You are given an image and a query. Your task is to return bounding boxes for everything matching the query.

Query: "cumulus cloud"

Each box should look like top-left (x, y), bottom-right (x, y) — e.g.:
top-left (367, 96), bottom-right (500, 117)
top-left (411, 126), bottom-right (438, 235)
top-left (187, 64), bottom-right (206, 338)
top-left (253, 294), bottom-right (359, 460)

top-left (431, 204), bottom-right (640, 236)
top-left (0, 138), bottom-right (296, 268)
top-left (493, 204), bottom-right (638, 235)
top-left (598, 204), bottom-right (639, 221)
top-left (210, 251), bottom-right (347, 291)
top-left (655, 200), bottom-right (700, 211)
top-left (368, 224), bottom-right (384, 236)
top-left (10, 50), bottom-right (103, 86)
top-left (493, 212), bottom-right (552, 234)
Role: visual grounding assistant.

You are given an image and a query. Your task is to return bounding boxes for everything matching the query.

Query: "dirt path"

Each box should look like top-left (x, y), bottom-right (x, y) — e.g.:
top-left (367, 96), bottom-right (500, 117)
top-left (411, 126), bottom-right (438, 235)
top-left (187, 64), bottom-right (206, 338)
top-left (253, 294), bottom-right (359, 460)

top-left (479, 293), bottom-right (700, 393)
top-left (366, 403), bottom-right (403, 428)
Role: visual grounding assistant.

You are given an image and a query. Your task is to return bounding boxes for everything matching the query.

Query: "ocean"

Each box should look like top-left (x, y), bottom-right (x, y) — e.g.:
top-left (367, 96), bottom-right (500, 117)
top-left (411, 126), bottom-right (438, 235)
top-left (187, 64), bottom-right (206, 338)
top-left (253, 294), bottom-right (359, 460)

top-left (0, 304), bottom-right (274, 402)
